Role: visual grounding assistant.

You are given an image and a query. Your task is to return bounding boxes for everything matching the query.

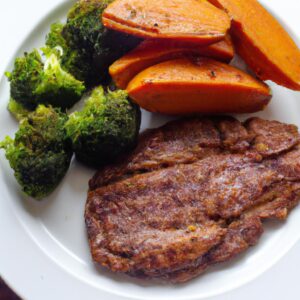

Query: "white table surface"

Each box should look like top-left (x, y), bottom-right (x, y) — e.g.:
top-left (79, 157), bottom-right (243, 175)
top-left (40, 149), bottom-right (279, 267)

top-left (0, 1), bottom-right (299, 299)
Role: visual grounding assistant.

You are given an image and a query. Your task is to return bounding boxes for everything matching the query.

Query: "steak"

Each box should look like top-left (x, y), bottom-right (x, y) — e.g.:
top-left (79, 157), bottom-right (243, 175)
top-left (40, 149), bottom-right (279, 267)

top-left (85, 117), bottom-right (300, 283)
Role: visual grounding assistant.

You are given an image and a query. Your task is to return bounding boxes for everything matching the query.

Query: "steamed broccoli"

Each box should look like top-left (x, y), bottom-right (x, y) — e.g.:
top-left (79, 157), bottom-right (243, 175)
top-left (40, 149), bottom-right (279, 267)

top-left (65, 86), bottom-right (141, 166)
top-left (0, 105), bottom-right (73, 199)
top-left (6, 48), bottom-right (85, 112)
top-left (63, 0), bottom-right (141, 84)
top-left (45, 22), bottom-right (93, 83)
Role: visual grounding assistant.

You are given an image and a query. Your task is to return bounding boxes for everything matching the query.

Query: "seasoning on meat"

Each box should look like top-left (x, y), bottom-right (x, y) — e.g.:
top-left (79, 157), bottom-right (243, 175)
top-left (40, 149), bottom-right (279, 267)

top-left (85, 117), bottom-right (300, 283)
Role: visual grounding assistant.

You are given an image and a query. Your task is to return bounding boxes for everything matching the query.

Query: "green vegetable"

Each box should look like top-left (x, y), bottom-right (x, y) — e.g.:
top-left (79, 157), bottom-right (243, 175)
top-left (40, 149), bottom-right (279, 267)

top-left (63, 0), bottom-right (141, 84)
top-left (35, 52), bottom-right (85, 109)
top-left (65, 86), bottom-right (141, 166)
top-left (0, 105), bottom-right (73, 199)
top-left (7, 98), bottom-right (30, 121)
top-left (45, 23), bottom-right (67, 51)
top-left (5, 49), bottom-right (43, 110)
top-left (45, 22), bottom-right (92, 83)
top-left (63, 0), bottom-right (112, 54)
top-left (6, 48), bottom-right (85, 112)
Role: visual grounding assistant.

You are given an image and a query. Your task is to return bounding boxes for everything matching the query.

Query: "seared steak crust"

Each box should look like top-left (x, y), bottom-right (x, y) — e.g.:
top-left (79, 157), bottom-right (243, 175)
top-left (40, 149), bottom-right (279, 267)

top-left (85, 117), bottom-right (300, 282)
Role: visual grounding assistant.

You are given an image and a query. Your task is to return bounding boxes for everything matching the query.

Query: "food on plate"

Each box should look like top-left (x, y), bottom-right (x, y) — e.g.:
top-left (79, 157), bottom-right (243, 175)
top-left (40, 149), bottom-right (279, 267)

top-left (90, 116), bottom-right (300, 189)
top-left (6, 49), bottom-right (85, 114)
top-left (102, 0), bottom-right (231, 43)
top-left (65, 86), bottom-right (141, 167)
top-left (6, 50), bottom-right (44, 111)
top-left (0, 105), bottom-right (73, 199)
top-left (63, 0), bottom-right (141, 85)
top-left (127, 57), bottom-right (271, 115)
top-left (86, 117), bottom-right (300, 282)
top-left (35, 51), bottom-right (85, 108)
top-left (45, 22), bottom-right (94, 83)
top-left (110, 36), bottom-right (234, 89)
top-left (208, 0), bottom-right (300, 90)
top-left (7, 98), bottom-right (30, 121)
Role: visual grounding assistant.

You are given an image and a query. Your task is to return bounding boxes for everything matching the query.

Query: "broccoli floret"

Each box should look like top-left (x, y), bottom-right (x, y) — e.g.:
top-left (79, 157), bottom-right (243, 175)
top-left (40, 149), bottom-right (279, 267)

top-left (5, 50), bottom-right (43, 110)
top-left (65, 86), bottom-right (141, 167)
top-left (6, 49), bottom-right (85, 112)
top-left (45, 22), bottom-right (93, 83)
top-left (63, 0), bottom-right (112, 53)
top-left (8, 98), bottom-right (30, 121)
top-left (0, 105), bottom-right (73, 199)
top-left (46, 23), bottom-right (68, 50)
top-left (35, 52), bottom-right (85, 109)
top-left (63, 0), bottom-right (141, 84)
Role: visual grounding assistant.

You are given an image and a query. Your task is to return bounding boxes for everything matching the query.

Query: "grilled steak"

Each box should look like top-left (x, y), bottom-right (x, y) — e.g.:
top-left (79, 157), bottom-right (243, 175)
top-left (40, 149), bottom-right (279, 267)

top-left (85, 117), bottom-right (300, 283)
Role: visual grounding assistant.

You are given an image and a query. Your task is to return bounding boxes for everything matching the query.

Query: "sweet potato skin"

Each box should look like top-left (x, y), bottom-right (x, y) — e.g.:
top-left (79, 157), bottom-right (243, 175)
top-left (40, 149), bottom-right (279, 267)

top-left (110, 36), bottom-right (234, 89)
top-left (127, 58), bottom-right (272, 115)
top-left (208, 0), bottom-right (300, 90)
top-left (102, 0), bottom-right (230, 43)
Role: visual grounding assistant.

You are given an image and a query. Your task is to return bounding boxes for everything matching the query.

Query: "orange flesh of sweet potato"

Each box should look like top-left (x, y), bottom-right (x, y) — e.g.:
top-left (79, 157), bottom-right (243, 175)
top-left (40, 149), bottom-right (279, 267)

top-left (127, 58), bottom-right (272, 115)
top-left (102, 0), bottom-right (231, 44)
top-left (110, 36), bottom-right (235, 89)
top-left (208, 0), bottom-right (300, 90)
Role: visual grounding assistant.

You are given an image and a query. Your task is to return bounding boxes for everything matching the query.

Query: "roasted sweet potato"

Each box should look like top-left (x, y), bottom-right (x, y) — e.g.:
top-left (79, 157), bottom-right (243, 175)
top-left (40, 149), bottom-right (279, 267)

top-left (102, 0), bottom-right (230, 44)
top-left (208, 0), bottom-right (300, 90)
top-left (127, 58), bottom-right (272, 115)
top-left (110, 36), bottom-right (234, 89)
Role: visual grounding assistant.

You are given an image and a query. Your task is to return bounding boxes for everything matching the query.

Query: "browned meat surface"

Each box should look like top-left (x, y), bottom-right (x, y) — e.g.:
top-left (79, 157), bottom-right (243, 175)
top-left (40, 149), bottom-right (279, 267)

top-left (85, 117), bottom-right (300, 283)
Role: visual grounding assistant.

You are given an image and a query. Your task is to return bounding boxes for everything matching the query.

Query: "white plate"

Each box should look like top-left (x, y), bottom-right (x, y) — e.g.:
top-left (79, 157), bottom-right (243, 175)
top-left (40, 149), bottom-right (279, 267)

top-left (1, 1), bottom-right (300, 300)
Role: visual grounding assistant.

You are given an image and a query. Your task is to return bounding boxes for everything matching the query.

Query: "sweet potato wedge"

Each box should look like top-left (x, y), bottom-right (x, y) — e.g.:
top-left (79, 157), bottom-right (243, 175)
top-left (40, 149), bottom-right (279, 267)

top-left (127, 58), bottom-right (271, 115)
top-left (110, 36), bottom-right (234, 89)
top-left (208, 0), bottom-right (300, 90)
top-left (102, 0), bottom-right (231, 44)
